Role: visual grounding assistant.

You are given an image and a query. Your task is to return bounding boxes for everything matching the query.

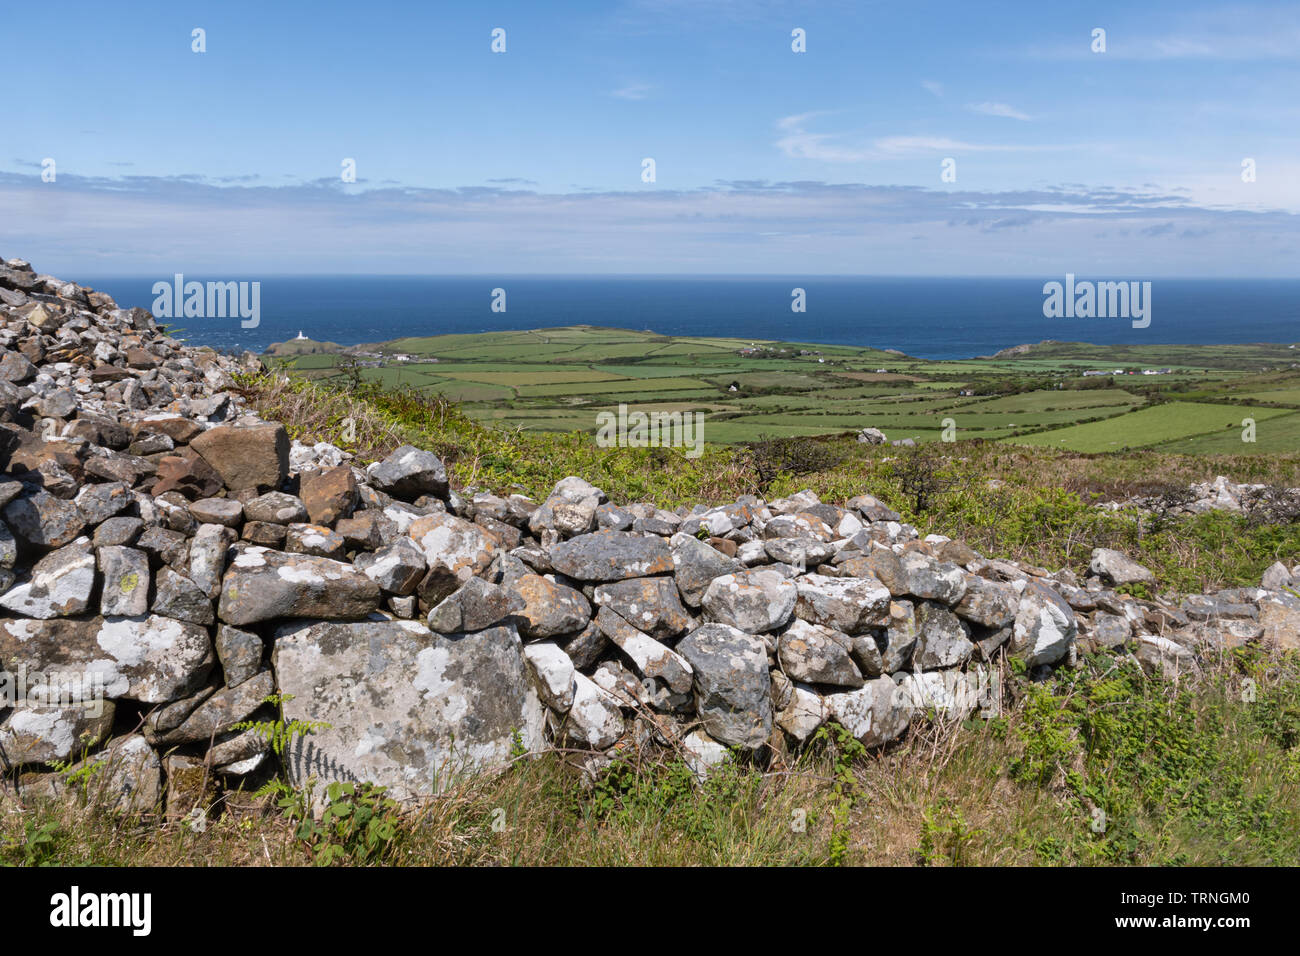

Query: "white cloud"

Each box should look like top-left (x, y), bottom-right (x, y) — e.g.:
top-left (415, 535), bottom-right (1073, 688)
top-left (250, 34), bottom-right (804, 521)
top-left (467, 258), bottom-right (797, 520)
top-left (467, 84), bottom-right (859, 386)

top-left (968, 101), bottom-right (1033, 121)
top-left (611, 82), bottom-right (653, 100)
top-left (921, 80), bottom-right (943, 97)
top-left (775, 114), bottom-right (1061, 161)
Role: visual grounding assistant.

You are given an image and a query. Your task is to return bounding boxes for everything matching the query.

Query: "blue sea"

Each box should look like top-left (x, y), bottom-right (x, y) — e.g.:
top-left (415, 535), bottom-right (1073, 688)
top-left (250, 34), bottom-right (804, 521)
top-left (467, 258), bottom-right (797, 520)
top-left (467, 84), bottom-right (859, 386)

top-left (77, 276), bottom-right (1300, 361)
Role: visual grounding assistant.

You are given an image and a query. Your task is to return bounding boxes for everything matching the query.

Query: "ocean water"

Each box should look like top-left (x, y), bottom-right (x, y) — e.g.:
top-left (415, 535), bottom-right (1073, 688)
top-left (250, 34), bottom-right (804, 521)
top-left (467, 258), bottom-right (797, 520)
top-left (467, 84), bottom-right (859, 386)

top-left (77, 276), bottom-right (1300, 360)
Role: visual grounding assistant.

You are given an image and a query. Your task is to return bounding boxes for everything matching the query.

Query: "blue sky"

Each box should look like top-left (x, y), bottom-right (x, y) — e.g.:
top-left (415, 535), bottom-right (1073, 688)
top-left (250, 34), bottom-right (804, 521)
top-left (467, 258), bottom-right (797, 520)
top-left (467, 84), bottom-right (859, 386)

top-left (2, 0), bottom-right (1299, 275)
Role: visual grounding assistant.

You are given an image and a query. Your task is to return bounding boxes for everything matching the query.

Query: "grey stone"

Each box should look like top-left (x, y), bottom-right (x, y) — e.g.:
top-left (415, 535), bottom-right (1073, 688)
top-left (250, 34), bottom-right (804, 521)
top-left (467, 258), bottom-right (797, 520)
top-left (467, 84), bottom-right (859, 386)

top-left (97, 545), bottom-right (150, 616)
top-left (676, 623), bottom-right (772, 749)
top-left (217, 546), bottom-right (382, 625)
top-left (701, 568), bottom-right (797, 634)
top-left (273, 620), bottom-right (545, 798)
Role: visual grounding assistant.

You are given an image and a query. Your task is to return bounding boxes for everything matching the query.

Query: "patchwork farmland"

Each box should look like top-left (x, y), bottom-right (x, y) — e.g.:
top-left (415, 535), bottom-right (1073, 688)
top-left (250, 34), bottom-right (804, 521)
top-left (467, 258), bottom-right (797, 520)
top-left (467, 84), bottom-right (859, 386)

top-left (266, 327), bottom-right (1300, 453)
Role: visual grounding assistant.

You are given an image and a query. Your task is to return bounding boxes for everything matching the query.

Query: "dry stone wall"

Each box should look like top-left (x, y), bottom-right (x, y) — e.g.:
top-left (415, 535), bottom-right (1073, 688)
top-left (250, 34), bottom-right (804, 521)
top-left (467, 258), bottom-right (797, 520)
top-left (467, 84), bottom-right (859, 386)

top-left (0, 257), bottom-right (1297, 815)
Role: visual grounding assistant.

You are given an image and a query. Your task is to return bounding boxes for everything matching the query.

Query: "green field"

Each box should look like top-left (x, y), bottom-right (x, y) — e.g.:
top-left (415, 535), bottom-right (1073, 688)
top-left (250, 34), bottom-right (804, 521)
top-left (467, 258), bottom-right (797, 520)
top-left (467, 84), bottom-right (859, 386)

top-left (1009, 401), bottom-right (1294, 453)
top-left (268, 327), bottom-right (1300, 449)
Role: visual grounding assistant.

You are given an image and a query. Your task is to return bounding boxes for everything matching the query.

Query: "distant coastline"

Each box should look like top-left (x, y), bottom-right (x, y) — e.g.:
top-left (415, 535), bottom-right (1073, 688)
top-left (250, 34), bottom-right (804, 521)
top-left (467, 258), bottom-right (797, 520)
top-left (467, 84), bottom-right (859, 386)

top-left (76, 275), bottom-right (1300, 360)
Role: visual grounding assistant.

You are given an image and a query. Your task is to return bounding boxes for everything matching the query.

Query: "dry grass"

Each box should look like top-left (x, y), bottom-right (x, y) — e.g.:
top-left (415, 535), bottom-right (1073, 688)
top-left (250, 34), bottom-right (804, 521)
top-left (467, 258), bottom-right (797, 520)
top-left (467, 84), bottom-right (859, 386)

top-left (7, 647), bottom-right (1297, 867)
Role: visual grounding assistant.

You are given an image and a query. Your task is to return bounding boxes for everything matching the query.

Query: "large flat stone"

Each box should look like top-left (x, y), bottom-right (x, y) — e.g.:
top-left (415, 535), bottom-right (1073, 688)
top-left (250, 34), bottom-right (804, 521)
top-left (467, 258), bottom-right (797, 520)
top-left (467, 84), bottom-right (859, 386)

top-left (272, 620), bottom-right (545, 798)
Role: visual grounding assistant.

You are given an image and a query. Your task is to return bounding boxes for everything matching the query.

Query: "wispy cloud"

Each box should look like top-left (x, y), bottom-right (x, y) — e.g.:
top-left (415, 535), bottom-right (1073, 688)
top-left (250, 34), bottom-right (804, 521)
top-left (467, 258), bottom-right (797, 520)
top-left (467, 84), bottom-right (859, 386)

top-left (3, 171), bottom-right (1294, 276)
top-left (775, 115), bottom-right (1056, 160)
top-left (1027, 7), bottom-right (1300, 60)
top-left (610, 82), bottom-right (653, 100)
top-left (921, 80), bottom-right (943, 97)
top-left (968, 101), bottom-right (1033, 121)
top-left (774, 112), bottom-right (874, 162)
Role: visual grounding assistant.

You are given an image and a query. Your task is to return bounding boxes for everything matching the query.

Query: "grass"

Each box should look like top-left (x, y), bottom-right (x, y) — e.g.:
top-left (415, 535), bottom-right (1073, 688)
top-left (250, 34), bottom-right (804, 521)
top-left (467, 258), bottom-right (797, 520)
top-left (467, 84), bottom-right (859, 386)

top-left (270, 326), bottom-right (1300, 444)
top-left (6, 649), bottom-right (1296, 866)
top-left (1008, 401), bottom-right (1293, 453)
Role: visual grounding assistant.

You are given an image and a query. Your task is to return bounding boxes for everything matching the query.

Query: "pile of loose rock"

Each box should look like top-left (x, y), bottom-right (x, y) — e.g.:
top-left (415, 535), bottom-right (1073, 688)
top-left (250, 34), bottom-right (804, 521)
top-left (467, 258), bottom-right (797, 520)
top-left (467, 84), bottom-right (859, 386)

top-left (1098, 474), bottom-right (1300, 517)
top-left (0, 258), bottom-right (1296, 819)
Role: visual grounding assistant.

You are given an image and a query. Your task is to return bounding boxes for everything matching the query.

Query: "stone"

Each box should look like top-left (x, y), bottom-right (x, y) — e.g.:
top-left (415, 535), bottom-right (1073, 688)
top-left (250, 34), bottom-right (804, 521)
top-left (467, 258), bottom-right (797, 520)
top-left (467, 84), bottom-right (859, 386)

top-left (217, 546), bottom-right (382, 625)
top-left (242, 520), bottom-right (284, 547)
top-left (1261, 561), bottom-right (1293, 591)
top-left (0, 351), bottom-right (35, 382)
top-left (84, 453), bottom-right (154, 486)
top-left (824, 676), bottom-right (914, 748)
top-left (562, 621), bottom-right (608, 670)
top-left (0, 615), bottom-right (213, 703)
top-left (336, 510), bottom-right (398, 550)
top-left (92, 516), bottom-right (144, 548)
top-left (529, 476), bottom-right (604, 537)
top-left (549, 531), bottom-right (674, 582)
top-left (1089, 611), bottom-right (1132, 649)
top-left (775, 680), bottom-right (827, 743)
top-left (150, 670), bottom-right (276, 745)
top-left (953, 575), bottom-right (1017, 628)
top-left (152, 568), bottom-right (215, 625)
top-left (189, 497), bottom-right (244, 527)
top-left (366, 445), bottom-right (448, 501)
top-left (190, 422), bottom-right (290, 492)
top-left (273, 620), bottom-right (545, 798)
top-left (354, 537), bottom-right (427, 594)
top-left (701, 568), bottom-right (797, 634)
top-left (24, 734), bottom-right (161, 813)
top-left (764, 513), bottom-right (835, 542)
top-left (0, 701), bottom-right (115, 766)
top-left (138, 525), bottom-right (190, 567)
top-left (207, 728), bottom-right (272, 772)
top-left (215, 625), bottom-right (264, 687)
top-left (189, 523), bottom-right (236, 599)
top-left (764, 537), bottom-right (835, 567)
top-left (407, 511), bottom-right (500, 597)
top-left (593, 576), bottom-right (693, 640)
top-left (1, 539), bottom-right (97, 619)
top-left (793, 573), bottom-right (891, 634)
top-left (301, 464), bottom-right (358, 525)
top-left (284, 522), bottom-right (348, 560)
top-left (1010, 580), bottom-right (1077, 667)
top-left (4, 488), bottom-right (85, 548)
top-left (565, 671), bottom-right (625, 749)
top-left (669, 531), bottom-right (741, 607)
top-left (242, 491), bottom-right (307, 525)
top-left (73, 481), bottom-right (132, 525)
top-left (879, 601), bottom-right (920, 672)
top-left (1136, 635), bottom-right (1199, 679)
top-left (1258, 590), bottom-right (1300, 651)
top-left (522, 642), bottom-right (577, 712)
top-left (510, 573), bottom-right (592, 640)
top-left (33, 388), bottom-right (77, 419)
top-left (897, 670), bottom-right (987, 719)
top-left (427, 576), bottom-right (520, 633)
top-left (1089, 548), bottom-right (1155, 587)
top-left (913, 602), bottom-right (975, 669)
top-left (676, 623), bottom-right (772, 749)
top-left (97, 545), bottom-right (150, 616)
top-left (778, 618), bottom-right (864, 687)
top-left (681, 729), bottom-right (731, 781)
top-left (594, 606), bottom-right (693, 695)
top-left (144, 416), bottom-right (205, 444)
top-left (152, 452), bottom-right (224, 499)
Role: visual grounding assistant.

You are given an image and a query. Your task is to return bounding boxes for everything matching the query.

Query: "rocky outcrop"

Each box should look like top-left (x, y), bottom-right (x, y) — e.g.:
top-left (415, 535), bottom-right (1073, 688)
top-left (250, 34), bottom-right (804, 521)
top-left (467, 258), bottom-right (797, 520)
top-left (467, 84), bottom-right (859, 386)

top-left (0, 257), bottom-right (1293, 818)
